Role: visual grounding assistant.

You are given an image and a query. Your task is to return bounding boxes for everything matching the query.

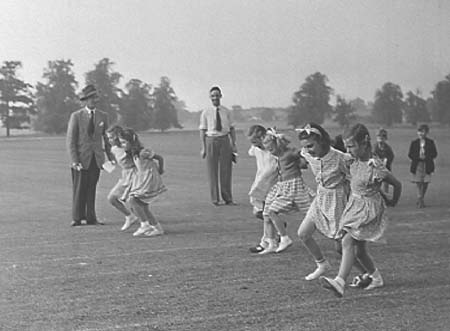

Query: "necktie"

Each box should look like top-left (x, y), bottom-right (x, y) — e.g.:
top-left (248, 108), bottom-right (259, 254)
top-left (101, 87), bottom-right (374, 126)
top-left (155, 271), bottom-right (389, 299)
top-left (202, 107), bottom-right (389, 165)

top-left (88, 111), bottom-right (95, 137)
top-left (215, 107), bottom-right (222, 132)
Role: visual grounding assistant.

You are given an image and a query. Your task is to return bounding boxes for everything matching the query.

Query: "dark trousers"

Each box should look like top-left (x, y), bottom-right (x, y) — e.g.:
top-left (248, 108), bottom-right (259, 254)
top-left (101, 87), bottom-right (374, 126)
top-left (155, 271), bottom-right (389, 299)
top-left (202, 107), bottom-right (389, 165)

top-left (206, 135), bottom-right (233, 203)
top-left (71, 157), bottom-right (100, 223)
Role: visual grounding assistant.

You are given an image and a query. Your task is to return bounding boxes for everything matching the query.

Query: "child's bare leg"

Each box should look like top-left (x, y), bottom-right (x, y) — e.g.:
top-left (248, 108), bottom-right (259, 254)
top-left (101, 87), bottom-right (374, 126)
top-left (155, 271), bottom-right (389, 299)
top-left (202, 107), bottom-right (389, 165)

top-left (259, 216), bottom-right (277, 254)
top-left (298, 217), bottom-right (323, 261)
top-left (108, 192), bottom-right (131, 216)
top-left (355, 241), bottom-right (384, 289)
top-left (128, 197), bottom-right (147, 221)
top-left (335, 240), bottom-right (367, 274)
top-left (298, 217), bottom-right (331, 280)
top-left (354, 241), bottom-right (375, 274)
top-left (142, 204), bottom-right (157, 226)
top-left (269, 211), bottom-right (287, 237)
top-left (336, 233), bottom-right (356, 282)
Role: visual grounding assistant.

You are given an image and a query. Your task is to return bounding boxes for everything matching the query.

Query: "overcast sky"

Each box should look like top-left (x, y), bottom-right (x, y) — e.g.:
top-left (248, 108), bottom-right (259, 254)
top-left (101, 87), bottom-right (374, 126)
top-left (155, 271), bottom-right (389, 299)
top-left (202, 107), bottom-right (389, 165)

top-left (1, 0), bottom-right (449, 111)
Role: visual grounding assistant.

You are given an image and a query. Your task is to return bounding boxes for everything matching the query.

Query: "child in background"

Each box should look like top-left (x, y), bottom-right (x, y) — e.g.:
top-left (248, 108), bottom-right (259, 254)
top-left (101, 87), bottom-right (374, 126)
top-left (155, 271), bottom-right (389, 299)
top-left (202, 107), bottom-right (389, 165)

top-left (297, 123), bottom-right (356, 280)
top-left (259, 128), bottom-right (313, 254)
top-left (247, 125), bottom-right (279, 253)
top-left (106, 126), bottom-right (139, 231)
top-left (320, 124), bottom-right (402, 298)
top-left (373, 128), bottom-right (395, 193)
top-left (408, 124), bottom-right (438, 208)
top-left (118, 129), bottom-right (167, 237)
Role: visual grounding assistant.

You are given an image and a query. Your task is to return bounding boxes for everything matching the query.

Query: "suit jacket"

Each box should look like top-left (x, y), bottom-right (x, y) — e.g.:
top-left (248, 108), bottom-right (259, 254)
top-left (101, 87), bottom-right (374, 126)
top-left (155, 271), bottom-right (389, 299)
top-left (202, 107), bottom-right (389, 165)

top-left (66, 108), bottom-right (111, 169)
top-left (408, 137), bottom-right (437, 175)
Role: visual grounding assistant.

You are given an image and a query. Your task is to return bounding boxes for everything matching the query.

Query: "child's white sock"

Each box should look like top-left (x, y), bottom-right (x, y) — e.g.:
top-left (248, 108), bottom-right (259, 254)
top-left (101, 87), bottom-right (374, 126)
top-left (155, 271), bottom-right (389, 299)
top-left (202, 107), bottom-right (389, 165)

top-left (335, 276), bottom-right (345, 288)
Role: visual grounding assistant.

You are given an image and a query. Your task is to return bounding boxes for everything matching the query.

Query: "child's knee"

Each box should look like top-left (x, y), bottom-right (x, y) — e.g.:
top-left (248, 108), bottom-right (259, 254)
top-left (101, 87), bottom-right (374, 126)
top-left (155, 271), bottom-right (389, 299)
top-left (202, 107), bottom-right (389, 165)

top-left (297, 228), bottom-right (311, 242)
top-left (107, 192), bottom-right (119, 204)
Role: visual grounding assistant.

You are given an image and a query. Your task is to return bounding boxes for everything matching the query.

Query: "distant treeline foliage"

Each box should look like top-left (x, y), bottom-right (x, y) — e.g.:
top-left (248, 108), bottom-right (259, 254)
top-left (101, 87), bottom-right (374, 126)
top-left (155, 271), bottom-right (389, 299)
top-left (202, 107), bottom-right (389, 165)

top-left (1, 61), bottom-right (450, 136)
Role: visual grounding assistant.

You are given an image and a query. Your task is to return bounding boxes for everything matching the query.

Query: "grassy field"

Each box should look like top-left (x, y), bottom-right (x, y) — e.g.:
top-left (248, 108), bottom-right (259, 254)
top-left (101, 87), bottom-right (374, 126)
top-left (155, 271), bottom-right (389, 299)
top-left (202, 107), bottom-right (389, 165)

top-left (1, 127), bottom-right (450, 331)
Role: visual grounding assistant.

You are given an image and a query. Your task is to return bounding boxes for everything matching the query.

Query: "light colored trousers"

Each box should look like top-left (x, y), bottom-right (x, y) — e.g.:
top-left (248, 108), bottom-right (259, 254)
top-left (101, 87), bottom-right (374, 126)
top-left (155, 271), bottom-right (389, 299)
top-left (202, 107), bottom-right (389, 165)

top-left (206, 135), bottom-right (233, 203)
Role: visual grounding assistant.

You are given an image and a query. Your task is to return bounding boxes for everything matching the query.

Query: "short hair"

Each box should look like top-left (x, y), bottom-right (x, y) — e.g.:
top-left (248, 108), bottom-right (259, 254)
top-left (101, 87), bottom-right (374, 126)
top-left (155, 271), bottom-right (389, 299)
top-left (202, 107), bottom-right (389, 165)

top-left (297, 122), bottom-right (331, 149)
top-left (247, 125), bottom-right (266, 137)
top-left (209, 86), bottom-right (222, 94)
top-left (376, 128), bottom-right (388, 139)
top-left (418, 124), bottom-right (429, 133)
top-left (343, 123), bottom-right (371, 153)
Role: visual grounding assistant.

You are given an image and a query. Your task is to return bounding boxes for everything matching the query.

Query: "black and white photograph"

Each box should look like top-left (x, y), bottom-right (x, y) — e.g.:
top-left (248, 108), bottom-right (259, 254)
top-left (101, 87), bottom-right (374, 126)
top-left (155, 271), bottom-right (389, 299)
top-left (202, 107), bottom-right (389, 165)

top-left (1, 1), bottom-right (449, 330)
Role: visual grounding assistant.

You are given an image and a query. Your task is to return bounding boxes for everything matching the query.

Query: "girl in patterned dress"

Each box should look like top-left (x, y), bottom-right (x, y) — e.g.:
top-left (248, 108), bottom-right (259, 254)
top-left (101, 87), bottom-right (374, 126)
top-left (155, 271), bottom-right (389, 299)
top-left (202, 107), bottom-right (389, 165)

top-left (118, 129), bottom-right (167, 237)
top-left (106, 126), bottom-right (139, 231)
top-left (297, 123), bottom-right (354, 280)
top-left (259, 128), bottom-right (313, 254)
top-left (320, 124), bottom-right (402, 298)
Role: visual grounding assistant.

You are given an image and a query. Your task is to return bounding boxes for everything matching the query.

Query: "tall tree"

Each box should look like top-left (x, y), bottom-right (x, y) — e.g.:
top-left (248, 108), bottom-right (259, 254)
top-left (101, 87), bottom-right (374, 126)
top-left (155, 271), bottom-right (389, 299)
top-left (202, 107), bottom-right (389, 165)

top-left (34, 59), bottom-right (79, 134)
top-left (404, 90), bottom-right (430, 126)
top-left (288, 72), bottom-right (332, 127)
top-left (431, 74), bottom-right (450, 124)
top-left (372, 82), bottom-right (404, 127)
top-left (0, 61), bottom-right (35, 137)
top-left (85, 58), bottom-right (122, 122)
top-left (152, 76), bottom-right (182, 131)
top-left (120, 79), bottom-right (153, 131)
top-left (333, 95), bottom-right (356, 128)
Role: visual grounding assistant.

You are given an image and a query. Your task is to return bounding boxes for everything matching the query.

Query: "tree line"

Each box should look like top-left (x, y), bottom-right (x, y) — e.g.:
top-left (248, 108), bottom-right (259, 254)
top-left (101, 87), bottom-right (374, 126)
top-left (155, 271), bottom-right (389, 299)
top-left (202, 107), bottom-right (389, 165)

top-left (0, 58), bottom-right (182, 136)
top-left (288, 72), bottom-right (450, 129)
top-left (1, 59), bottom-right (450, 137)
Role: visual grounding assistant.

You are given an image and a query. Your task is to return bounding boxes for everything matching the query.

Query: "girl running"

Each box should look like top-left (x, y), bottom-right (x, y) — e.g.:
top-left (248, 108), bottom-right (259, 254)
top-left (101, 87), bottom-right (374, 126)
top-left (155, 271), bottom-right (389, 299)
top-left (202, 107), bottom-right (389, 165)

top-left (118, 129), bottom-right (167, 237)
top-left (259, 128), bottom-right (313, 254)
top-left (320, 124), bottom-right (401, 297)
top-left (106, 125), bottom-right (139, 231)
top-left (297, 123), bottom-right (353, 280)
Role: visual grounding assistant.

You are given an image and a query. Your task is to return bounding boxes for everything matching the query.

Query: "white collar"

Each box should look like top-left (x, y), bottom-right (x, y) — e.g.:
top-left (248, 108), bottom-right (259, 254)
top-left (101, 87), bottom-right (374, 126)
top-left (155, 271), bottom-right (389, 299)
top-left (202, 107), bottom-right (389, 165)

top-left (85, 106), bottom-right (96, 114)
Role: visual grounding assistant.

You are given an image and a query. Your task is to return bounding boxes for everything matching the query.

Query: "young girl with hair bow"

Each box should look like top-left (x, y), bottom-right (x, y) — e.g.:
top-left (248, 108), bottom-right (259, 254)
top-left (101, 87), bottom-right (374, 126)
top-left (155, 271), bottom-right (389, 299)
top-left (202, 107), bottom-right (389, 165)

top-left (259, 128), bottom-right (313, 254)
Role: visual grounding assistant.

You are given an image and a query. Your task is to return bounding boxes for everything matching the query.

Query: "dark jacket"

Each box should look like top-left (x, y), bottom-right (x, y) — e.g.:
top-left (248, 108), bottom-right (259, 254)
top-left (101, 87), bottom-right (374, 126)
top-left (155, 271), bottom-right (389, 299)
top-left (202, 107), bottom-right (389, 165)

top-left (408, 138), bottom-right (437, 175)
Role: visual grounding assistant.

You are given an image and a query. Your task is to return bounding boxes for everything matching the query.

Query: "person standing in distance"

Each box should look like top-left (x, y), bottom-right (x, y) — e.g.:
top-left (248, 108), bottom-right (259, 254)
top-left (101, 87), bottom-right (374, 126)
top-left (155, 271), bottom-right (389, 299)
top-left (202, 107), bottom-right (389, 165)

top-left (199, 86), bottom-right (237, 205)
top-left (66, 84), bottom-right (112, 226)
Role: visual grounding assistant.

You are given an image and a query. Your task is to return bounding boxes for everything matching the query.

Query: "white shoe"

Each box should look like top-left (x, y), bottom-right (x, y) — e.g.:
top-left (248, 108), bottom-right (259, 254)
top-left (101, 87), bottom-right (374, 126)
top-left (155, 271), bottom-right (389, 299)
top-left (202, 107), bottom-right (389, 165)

top-left (120, 214), bottom-right (138, 231)
top-left (133, 222), bottom-right (153, 237)
top-left (258, 242), bottom-right (278, 255)
top-left (145, 223), bottom-right (164, 237)
top-left (305, 260), bottom-right (331, 281)
top-left (275, 236), bottom-right (293, 253)
top-left (365, 273), bottom-right (384, 290)
top-left (319, 276), bottom-right (344, 298)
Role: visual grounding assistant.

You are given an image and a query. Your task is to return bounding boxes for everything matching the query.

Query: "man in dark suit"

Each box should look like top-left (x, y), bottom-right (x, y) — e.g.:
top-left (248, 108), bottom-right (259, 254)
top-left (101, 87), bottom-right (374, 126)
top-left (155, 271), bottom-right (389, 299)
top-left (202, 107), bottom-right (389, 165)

top-left (66, 85), bottom-right (111, 226)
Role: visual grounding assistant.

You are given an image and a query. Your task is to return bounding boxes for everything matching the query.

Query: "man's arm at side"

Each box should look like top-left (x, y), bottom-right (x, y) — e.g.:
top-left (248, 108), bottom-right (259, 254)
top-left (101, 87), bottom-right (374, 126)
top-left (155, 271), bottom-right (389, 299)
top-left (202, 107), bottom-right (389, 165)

top-left (66, 112), bottom-right (80, 167)
top-left (200, 129), bottom-right (207, 158)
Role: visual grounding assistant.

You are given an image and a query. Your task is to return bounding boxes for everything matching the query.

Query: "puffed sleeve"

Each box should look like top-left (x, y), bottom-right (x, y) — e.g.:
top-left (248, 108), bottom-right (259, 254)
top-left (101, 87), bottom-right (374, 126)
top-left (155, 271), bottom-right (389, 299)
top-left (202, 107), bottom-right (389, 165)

top-left (140, 148), bottom-right (155, 160)
top-left (248, 145), bottom-right (256, 157)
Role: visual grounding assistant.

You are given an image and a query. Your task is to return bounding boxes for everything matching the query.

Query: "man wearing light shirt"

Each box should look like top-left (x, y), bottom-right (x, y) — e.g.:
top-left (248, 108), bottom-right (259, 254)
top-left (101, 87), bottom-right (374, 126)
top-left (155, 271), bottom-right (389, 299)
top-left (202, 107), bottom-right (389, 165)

top-left (66, 84), bottom-right (111, 226)
top-left (199, 86), bottom-right (237, 205)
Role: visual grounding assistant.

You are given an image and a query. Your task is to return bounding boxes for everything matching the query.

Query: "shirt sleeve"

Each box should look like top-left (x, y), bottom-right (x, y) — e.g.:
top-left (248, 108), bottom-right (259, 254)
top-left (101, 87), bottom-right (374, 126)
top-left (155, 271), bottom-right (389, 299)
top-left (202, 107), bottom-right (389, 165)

top-left (199, 110), bottom-right (207, 130)
top-left (248, 145), bottom-right (256, 157)
top-left (227, 109), bottom-right (234, 128)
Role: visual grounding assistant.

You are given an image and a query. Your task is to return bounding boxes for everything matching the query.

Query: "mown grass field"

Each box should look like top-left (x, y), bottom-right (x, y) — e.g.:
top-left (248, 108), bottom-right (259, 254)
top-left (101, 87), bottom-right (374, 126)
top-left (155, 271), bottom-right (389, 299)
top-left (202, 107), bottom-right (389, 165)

top-left (1, 127), bottom-right (449, 331)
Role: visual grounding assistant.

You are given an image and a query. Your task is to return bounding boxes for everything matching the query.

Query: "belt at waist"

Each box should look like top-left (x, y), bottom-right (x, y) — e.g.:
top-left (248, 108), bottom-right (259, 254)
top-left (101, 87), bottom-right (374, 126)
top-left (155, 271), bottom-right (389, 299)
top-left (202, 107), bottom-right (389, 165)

top-left (206, 134), bottom-right (229, 139)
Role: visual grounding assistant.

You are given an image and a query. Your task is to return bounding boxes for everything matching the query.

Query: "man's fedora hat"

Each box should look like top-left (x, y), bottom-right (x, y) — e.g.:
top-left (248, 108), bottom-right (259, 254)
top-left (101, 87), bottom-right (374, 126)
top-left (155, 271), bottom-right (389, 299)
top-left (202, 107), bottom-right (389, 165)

top-left (80, 84), bottom-right (98, 101)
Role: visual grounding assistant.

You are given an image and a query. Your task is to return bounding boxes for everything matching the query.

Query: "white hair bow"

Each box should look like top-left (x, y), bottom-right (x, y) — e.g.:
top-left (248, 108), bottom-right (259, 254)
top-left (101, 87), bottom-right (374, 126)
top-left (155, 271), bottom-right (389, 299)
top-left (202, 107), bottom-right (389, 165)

top-left (266, 127), bottom-right (283, 139)
top-left (295, 124), bottom-right (322, 137)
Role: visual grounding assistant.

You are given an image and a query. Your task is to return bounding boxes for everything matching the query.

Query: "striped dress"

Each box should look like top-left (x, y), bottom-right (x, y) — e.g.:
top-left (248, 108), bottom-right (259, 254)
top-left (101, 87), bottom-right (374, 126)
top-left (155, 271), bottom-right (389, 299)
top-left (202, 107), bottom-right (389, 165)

top-left (301, 148), bottom-right (352, 239)
top-left (263, 148), bottom-right (313, 217)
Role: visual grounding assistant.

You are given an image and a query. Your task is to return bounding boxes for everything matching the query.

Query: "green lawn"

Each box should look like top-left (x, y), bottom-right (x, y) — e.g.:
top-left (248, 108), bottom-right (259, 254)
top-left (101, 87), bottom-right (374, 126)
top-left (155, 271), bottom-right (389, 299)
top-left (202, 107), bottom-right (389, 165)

top-left (0, 128), bottom-right (449, 331)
